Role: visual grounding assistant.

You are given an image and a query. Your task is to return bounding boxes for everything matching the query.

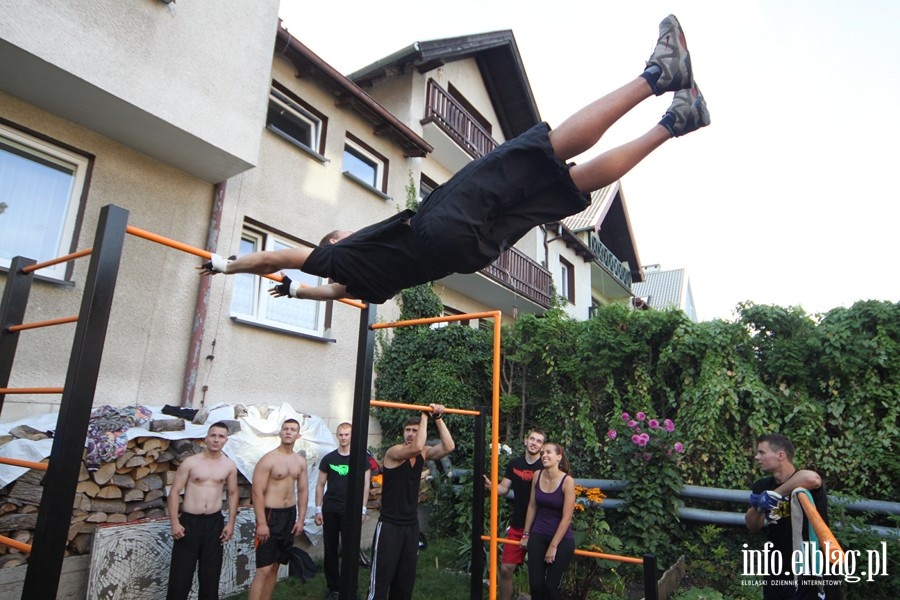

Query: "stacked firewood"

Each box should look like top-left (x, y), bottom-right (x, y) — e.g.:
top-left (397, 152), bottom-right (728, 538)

top-left (0, 436), bottom-right (254, 568)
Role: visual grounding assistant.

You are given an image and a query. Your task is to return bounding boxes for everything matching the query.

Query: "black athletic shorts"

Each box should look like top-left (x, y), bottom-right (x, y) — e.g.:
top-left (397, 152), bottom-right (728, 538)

top-left (412, 121), bottom-right (590, 274)
top-left (255, 506), bottom-right (297, 568)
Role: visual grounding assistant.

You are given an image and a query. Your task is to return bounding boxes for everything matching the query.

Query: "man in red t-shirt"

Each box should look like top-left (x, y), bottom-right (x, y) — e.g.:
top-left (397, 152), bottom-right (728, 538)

top-left (484, 429), bottom-right (546, 600)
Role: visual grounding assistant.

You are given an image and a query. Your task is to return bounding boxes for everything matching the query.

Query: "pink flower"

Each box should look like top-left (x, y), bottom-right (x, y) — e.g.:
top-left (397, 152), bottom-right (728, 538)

top-left (634, 427), bottom-right (642, 434)
top-left (648, 419), bottom-right (659, 429)
top-left (674, 442), bottom-right (684, 453)
top-left (621, 412), bottom-right (630, 421)
top-left (642, 452), bottom-right (651, 461)
top-left (607, 429), bottom-right (617, 440)
top-left (627, 420), bottom-right (637, 428)
top-left (664, 419), bottom-right (675, 432)
top-left (640, 433), bottom-right (650, 443)
top-left (631, 434), bottom-right (641, 445)
top-left (635, 434), bottom-right (649, 447)
top-left (636, 412), bottom-right (646, 422)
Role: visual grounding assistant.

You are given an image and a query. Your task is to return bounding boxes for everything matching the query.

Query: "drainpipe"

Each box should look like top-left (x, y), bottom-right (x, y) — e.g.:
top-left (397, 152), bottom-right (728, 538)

top-left (180, 180), bottom-right (227, 407)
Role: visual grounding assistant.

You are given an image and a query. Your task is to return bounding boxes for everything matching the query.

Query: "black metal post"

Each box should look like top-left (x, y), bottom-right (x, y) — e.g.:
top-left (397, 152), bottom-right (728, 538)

top-left (643, 553), bottom-right (658, 600)
top-left (23, 204), bottom-right (129, 599)
top-left (339, 303), bottom-right (377, 600)
top-left (0, 256), bottom-right (36, 415)
top-left (470, 406), bottom-right (486, 600)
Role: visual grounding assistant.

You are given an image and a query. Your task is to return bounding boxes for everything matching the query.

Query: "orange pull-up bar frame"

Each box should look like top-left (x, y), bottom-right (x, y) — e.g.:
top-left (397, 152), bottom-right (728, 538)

top-left (370, 310), bottom-right (500, 330)
top-left (0, 534), bottom-right (31, 554)
top-left (482, 535), bottom-right (645, 565)
top-left (796, 492), bottom-right (844, 565)
top-left (371, 399), bottom-right (481, 416)
top-left (6, 316), bottom-right (79, 333)
top-left (124, 225), bottom-right (367, 309)
top-left (0, 387), bottom-right (64, 394)
top-left (20, 249), bottom-right (93, 274)
top-left (0, 457), bottom-right (49, 471)
top-left (372, 309), bottom-right (504, 599)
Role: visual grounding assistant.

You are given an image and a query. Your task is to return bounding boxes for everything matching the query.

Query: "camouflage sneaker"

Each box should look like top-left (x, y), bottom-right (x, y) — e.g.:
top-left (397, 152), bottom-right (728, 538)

top-left (643, 14), bottom-right (693, 95)
top-left (661, 85), bottom-right (710, 137)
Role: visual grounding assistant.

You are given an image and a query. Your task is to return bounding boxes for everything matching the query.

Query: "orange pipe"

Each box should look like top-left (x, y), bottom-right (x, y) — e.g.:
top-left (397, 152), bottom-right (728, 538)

top-left (21, 248), bottom-right (93, 273)
top-left (370, 399), bottom-right (480, 416)
top-left (797, 492), bottom-right (844, 564)
top-left (0, 387), bottom-right (64, 394)
top-left (0, 534), bottom-right (31, 554)
top-left (7, 316), bottom-right (78, 332)
top-left (482, 536), bottom-right (644, 565)
top-left (371, 311), bottom-right (501, 329)
top-left (488, 312), bottom-right (502, 599)
top-left (0, 457), bottom-right (48, 471)
top-left (125, 225), bottom-right (366, 309)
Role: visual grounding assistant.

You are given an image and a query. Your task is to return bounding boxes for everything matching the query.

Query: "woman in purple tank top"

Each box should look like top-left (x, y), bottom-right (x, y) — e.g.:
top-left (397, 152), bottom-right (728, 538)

top-left (518, 443), bottom-right (576, 600)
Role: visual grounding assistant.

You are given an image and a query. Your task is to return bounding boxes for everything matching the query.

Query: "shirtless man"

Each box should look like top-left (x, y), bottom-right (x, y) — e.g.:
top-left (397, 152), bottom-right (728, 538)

top-left (248, 418), bottom-right (309, 600)
top-left (166, 421), bottom-right (239, 600)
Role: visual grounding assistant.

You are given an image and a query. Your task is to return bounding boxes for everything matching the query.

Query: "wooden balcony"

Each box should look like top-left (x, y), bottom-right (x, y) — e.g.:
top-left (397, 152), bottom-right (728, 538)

top-left (422, 79), bottom-right (497, 159)
top-left (481, 247), bottom-right (552, 309)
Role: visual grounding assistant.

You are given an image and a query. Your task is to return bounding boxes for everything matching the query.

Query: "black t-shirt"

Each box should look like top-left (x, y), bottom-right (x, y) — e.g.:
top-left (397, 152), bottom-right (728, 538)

top-left (319, 449), bottom-right (353, 514)
top-left (302, 210), bottom-right (451, 304)
top-left (751, 474), bottom-right (829, 587)
top-left (380, 454), bottom-right (424, 526)
top-left (504, 455), bottom-right (543, 529)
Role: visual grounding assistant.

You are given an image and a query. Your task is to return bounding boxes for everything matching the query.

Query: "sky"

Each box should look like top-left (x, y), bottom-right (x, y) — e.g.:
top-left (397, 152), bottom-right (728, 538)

top-left (279, 0), bottom-right (899, 322)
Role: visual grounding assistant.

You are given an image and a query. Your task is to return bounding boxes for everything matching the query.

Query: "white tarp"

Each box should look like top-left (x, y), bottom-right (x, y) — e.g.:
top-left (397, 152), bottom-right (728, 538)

top-left (0, 402), bottom-right (336, 542)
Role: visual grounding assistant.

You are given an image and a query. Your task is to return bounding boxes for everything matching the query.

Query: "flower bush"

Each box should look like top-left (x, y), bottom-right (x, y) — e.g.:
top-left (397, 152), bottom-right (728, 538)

top-left (606, 411), bottom-right (685, 556)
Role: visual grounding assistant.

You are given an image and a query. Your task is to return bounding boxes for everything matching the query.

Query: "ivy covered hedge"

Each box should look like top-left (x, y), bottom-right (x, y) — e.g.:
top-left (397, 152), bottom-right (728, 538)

top-left (374, 288), bottom-right (898, 500)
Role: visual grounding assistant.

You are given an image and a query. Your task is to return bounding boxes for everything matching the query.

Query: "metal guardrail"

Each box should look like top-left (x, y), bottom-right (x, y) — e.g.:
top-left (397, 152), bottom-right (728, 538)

top-left (448, 472), bottom-right (899, 536)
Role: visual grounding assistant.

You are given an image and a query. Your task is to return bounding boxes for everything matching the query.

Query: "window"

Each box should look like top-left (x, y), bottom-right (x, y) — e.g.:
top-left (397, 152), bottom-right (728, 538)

top-left (419, 174), bottom-right (438, 204)
top-left (266, 85), bottom-right (325, 156)
top-left (430, 305), bottom-right (470, 329)
top-left (0, 123), bottom-right (88, 280)
top-left (230, 228), bottom-right (328, 337)
top-left (342, 135), bottom-right (387, 194)
top-left (559, 258), bottom-right (575, 304)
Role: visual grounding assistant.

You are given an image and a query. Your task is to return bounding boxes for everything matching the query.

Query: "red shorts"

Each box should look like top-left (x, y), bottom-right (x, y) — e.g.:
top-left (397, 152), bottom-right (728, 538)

top-left (501, 527), bottom-right (527, 564)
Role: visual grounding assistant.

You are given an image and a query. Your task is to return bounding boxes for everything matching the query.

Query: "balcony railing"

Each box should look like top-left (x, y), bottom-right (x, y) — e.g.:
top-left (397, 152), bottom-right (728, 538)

top-left (482, 246), bottom-right (553, 308)
top-left (422, 79), bottom-right (498, 159)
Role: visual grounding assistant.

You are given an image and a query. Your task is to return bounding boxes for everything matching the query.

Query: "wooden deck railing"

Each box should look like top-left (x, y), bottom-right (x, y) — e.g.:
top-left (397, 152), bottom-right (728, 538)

top-left (422, 79), bottom-right (498, 159)
top-left (482, 247), bottom-right (552, 308)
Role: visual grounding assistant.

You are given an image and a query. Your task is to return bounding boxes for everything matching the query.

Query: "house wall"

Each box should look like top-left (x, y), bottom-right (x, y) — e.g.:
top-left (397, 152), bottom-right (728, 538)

top-left (0, 91), bottom-right (213, 422)
top-left (0, 0), bottom-right (279, 175)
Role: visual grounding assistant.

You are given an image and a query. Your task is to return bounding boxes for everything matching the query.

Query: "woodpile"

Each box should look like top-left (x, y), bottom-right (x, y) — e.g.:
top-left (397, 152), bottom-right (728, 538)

top-left (0, 436), bottom-right (254, 568)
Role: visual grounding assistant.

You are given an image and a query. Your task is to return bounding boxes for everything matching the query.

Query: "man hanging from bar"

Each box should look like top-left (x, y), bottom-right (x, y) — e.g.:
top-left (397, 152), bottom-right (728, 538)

top-left (200, 16), bottom-right (709, 305)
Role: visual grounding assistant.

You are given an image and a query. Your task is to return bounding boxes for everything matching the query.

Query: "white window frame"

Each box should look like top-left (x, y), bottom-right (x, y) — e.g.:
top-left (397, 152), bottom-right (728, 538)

top-left (0, 123), bottom-right (88, 280)
top-left (229, 228), bottom-right (327, 337)
top-left (342, 138), bottom-right (384, 191)
top-left (267, 89), bottom-right (322, 153)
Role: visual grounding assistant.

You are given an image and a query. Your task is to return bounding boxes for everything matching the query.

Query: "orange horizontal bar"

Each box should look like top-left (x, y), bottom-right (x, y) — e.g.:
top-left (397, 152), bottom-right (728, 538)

top-left (0, 534), bottom-right (31, 554)
top-left (126, 225), bottom-right (366, 309)
top-left (126, 225), bottom-right (211, 260)
top-left (0, 387), bottom-right (64, 394)
top-left (371, 399), bottom-right (481, 416)
top-left (482, 535), bottom-right (644, 565)
top-left (0, 457), bottom-right (48, 471)
top-left (371, 311), bottom-right (500, 330)
top-left (7, 316), bottom-right (79, 332)
top-left (21, 248), bottom-right (93, 273)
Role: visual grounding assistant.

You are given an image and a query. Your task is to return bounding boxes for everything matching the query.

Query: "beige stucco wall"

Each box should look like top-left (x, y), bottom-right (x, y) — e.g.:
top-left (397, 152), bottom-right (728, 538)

top-left (0, 0), bottom-right (280, 180)
top-left (183, 56), bottom-right (414, 440)
top-left (0, 91), bottom-right (213, 423)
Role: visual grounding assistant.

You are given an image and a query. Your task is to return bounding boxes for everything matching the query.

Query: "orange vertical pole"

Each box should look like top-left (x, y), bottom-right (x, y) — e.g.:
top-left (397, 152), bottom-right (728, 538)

top-left (488, 311), bottom-right (502, 600)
